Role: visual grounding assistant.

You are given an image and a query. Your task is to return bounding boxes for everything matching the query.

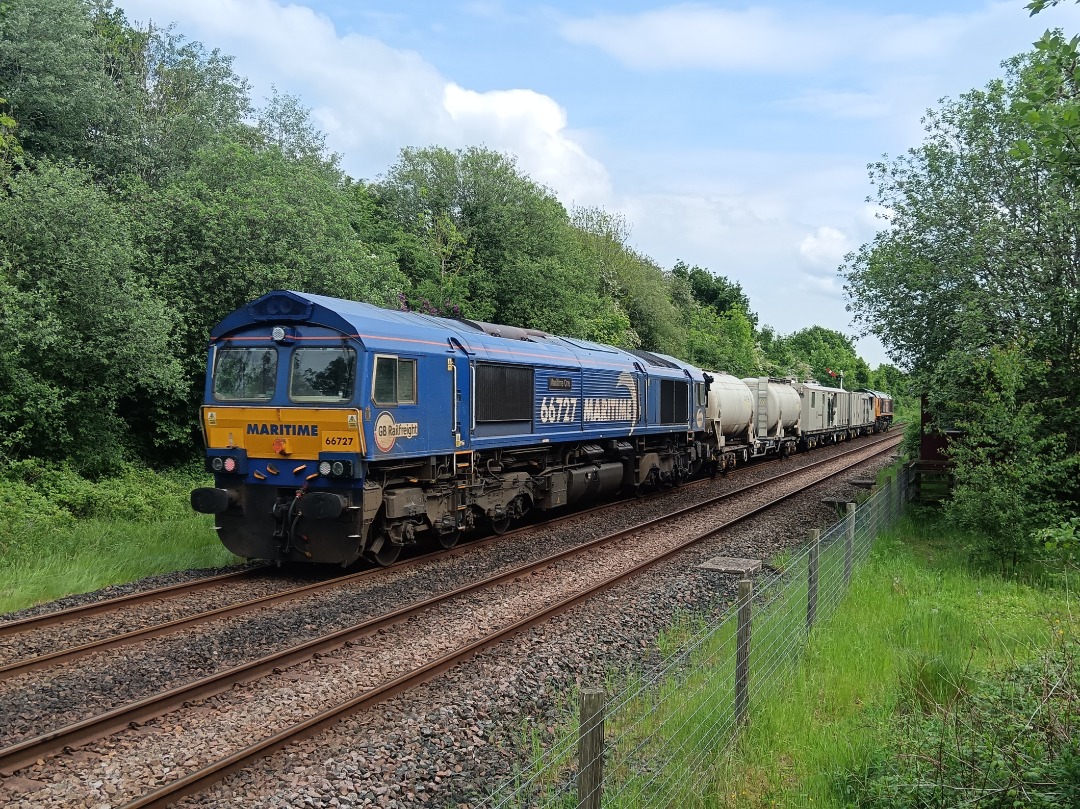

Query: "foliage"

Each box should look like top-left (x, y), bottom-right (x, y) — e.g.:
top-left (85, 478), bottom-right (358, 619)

top-left (1036, 516), bottom-right (1080, 570)
top-left (1020, 3), bottom-right (1080, 172)
top-left (0, 459), bottom-right (207, 527)
top-left (935, 347), bottom-right (1078, 571)
top-left (569, 206), bottom-right (682, 350)
top-left (683, 304), bottom-right (757, 376)
top-left (755, 324), bottom-right (873, 387)
top-left (671, 260), bottom-right (757, 328)
top-left (841, 644), bottom-right (1080, 809)
top-left (0, 159), bottom-right (184, 473)
top-left (705, 515), bottom-right (1079, 809)
top-left (844, 46), bottom-right (1080, 550)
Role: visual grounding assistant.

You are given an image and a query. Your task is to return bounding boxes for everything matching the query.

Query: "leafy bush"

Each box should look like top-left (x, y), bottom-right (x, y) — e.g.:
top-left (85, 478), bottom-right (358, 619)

top-left (0, 459), bottom-right (208, 534)
top-left (838, 642), bottom-right (1080, 808)
top-left (1036, 517), bottom-right (1080, 571)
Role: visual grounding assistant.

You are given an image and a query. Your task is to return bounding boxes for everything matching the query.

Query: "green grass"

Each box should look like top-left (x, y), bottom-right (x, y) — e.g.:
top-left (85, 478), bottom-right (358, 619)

top-left (0, 462), bottom-right (240, 614)
top-left (703, 518), bottom-right (1079, 808)
top-left (0, 516), bottom-right (237, 613)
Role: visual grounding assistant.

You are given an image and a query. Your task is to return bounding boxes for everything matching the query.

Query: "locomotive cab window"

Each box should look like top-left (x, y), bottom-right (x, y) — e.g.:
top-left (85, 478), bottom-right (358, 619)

top-left (213, 347), bottom-right (277, 401)
top-left (290, 347), bottom-right (356, 403)
top-left (372, 356), bottom-right (417, 405)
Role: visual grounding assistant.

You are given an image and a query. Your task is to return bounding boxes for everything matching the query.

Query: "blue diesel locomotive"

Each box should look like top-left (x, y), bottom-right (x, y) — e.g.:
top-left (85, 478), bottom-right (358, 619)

top-left (191, 290), bottom-right (712, 565)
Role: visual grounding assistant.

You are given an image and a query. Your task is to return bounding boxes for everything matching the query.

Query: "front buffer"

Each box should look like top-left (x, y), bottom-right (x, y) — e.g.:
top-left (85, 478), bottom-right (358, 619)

top-left (191, 406), bottom-right (369, 565)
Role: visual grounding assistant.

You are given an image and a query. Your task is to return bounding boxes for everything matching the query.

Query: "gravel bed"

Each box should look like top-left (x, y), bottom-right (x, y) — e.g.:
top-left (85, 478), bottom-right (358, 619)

top-left (0, 440), bottom-right (900, 807)
top-left (0, 568), bottom-right (354, 667)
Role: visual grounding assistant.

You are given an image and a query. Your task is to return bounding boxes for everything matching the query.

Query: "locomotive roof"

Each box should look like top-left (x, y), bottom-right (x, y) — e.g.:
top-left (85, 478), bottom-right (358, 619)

top-left (213, 290), bottom-right (702, 379)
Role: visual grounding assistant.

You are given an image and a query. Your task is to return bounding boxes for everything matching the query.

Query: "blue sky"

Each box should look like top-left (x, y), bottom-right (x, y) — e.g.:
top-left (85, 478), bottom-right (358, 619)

top-left (119, 1), bottom-right (1080, 367)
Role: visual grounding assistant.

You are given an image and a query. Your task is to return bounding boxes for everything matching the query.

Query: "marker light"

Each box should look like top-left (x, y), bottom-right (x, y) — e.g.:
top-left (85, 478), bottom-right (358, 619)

top-left (223, 457), bottom-right (238, 473)
top-left (211, 457), bottom-right (224, 472)
top-left (331, 461), bottom-right (345, 476)
top-left (318, 461), bottom-right (332, 476)
top-left (272, 326), bottom-right (286, 341)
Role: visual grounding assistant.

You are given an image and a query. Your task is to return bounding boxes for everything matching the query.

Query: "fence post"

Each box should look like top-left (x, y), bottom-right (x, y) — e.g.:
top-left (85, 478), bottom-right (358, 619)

top-left (735, 578), bottom-right (753, 726)
top-left (807, 529), bottom-right (820, 631)
top-left (577, 688), bottom-right (606, 809)
top-left (844, 502), bottom-right (855, 587)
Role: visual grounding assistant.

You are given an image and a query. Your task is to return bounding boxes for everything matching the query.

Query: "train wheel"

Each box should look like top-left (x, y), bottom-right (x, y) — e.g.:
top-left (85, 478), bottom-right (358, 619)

top-left (365, 521), bottom-right (402, 567)
top-left (490, 515), bottom-right (512, 535)
top-left (438, 529), bottom-right (462, 549)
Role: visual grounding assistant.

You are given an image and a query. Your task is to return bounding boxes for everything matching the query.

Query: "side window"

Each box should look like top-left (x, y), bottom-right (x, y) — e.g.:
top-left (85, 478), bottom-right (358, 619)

top-left (373, 356), bottom-right (417, 405)
top-left (811, 391), bottom-right (816, 408)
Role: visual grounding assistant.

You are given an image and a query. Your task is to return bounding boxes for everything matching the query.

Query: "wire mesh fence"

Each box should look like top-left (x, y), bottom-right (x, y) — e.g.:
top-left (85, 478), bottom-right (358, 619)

top-left (487, 464), bottom-right (912, 808)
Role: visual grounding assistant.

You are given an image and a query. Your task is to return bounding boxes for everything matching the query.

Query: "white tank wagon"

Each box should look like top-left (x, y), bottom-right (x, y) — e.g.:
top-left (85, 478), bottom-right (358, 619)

top-left (703, 373), bottom-right (754, 440)
top-left (741, 377), bottom-right (802, 459)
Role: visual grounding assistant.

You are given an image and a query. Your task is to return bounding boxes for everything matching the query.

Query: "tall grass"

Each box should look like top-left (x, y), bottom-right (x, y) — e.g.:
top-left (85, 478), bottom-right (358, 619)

top-left (505, 512), bottom-right (1079, 808)
top-left (0, 462), bottom-right (238, 613)
top-left (706, 519), bottom-right (1078, 808)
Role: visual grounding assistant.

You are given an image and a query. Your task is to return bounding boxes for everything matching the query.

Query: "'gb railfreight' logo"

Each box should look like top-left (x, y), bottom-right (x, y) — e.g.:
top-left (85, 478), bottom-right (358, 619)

top-left (374, 411), bottom-right (419, 452)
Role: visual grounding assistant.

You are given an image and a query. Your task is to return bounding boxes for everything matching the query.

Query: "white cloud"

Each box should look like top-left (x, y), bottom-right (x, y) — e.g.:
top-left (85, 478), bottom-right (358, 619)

top-left (558, 1), bottom-right (1080, 74)
top-left (778, 90), bottom-right (891, 121)
top-left (119, 0), bottom-right (607, 201)
top-left (799, 226), bottom-right (852, 270)
top-left (442, 85), bottom-right (611, 203)
top-left (800, 274), bottom-right (843, 297)
top-left (559, 5), bottom-right (842, 72)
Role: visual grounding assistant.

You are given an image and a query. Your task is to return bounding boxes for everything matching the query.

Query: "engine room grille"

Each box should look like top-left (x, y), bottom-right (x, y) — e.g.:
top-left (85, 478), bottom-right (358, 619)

top-left (476, 363), bottom-right (533, 423)
top-left (660, 379), bottom-right (690, 424)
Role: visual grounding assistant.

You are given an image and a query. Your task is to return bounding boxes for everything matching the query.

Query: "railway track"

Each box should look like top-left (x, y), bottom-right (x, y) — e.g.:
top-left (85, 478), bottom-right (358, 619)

top-left (0, 480), bottom-right (693, 680)
top-left (0, 431), bottom-right (901, 806)
top-left (0, 429), bottom-right (900, 680)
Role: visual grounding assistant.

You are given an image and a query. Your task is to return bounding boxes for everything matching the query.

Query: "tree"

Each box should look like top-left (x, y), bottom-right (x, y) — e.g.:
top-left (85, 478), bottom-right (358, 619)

top-left (937, 347), bottom-right (1074, 571)
top-left (844, 49), bottom-right (1080, 558)
top-left (376, 147), bottom-right (642, 341)
top-left (683, 305), bottom-right (757, 376)
top-left (0, 0), bottom-right (120, 164)
top-left (136, 139), bottom-right (408, 449)
top-left (0, 160), bottom-right (183, 472)
top-left (783, 326), bottom-right (870, 387)
top-left (570, 206), bottom-right (683, 350)
top-left (670, 260), bottom-right (757, 328)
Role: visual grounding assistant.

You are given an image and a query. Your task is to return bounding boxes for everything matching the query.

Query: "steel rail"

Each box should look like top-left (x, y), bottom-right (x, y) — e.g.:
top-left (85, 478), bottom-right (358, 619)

top-left (0, 566), bottom-right (271, 638)
top-left (0, 432), bottom-right (900, 778)
top-left (0, 480), bottom-right (684, 676)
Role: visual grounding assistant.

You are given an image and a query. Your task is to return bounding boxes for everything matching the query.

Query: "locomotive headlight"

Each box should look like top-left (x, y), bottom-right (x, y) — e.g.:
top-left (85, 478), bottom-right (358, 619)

top-left (318, 460), bottom-right (332, 477)
top-left (223, 457), bottom-right (238, 473)
top-left (272, 326), bottom-right (286, 342)
top-left (331, 461), bottom-right (345, 477)
top-left (211, 457), bottom-right (224, 472)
